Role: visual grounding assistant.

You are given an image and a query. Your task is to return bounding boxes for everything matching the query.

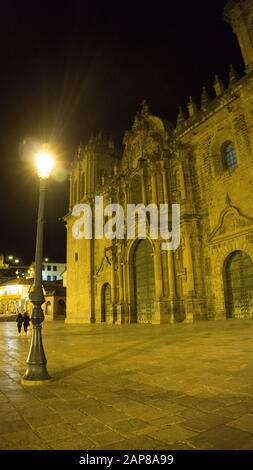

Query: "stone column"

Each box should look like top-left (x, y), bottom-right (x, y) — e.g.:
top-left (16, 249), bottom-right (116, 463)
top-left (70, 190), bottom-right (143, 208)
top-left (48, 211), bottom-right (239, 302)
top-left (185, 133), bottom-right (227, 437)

top-left (123, 260), bottom-right (130, 323)
top-left (118, 260), bottom-right (124, 304)
top-left (110, 250), bottom-right (116, 324)
top-left (154, 248), bottom-right (163, 300)
top-left (116, 247), bottom-right (124, 324)
top-left (76, 161), bottom-right (80, 203)
top-left (152, 244), bottom-right (164, 323)
top-left (184, 230), bottom-right (195, 294)
top-left (141, 173), bottom-right (147, 205)
top-left (69, 174), bottom-right (73, 210)
top-left (184, 228), bottom-right (195, 323)
top-left (162, 167), bottom-right (169, 204)
top-left (151, 171), bottom-right (157, 204)
top-left (168, 250), bottom-right (177, 298)
top-left (167, 249), bottom-right (178, 323)
top-left (123, 182), bottom-right (129, 210)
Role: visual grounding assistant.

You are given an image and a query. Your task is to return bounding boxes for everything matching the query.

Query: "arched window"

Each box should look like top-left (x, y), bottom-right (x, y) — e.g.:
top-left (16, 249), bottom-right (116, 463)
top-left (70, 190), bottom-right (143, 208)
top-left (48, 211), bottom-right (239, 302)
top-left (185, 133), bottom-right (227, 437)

top-left (173, 166), bottom-right (186, 200)
top-left (222, 141), bottom-right (237, 170)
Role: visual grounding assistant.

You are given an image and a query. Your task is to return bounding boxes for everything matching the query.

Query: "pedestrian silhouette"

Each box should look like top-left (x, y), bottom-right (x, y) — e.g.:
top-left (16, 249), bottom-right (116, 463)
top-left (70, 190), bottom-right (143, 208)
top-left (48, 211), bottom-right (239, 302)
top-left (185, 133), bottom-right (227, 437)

top-left (23, 312), bottom-right (30, 336)
top-left (16, 312), bottom-right (23, 336)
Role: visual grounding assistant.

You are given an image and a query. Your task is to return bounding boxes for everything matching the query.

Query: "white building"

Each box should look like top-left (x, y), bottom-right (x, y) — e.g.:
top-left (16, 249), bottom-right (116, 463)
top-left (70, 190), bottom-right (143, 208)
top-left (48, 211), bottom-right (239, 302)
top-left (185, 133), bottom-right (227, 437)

top-left (27, 262), bottom-right (66, 282)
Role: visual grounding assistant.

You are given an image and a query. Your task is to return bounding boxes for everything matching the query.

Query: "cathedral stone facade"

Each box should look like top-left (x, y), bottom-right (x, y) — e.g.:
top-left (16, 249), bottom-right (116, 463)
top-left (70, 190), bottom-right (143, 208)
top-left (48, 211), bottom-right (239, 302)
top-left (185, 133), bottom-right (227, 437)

top-left (65, 0), bottom-right (253, 324)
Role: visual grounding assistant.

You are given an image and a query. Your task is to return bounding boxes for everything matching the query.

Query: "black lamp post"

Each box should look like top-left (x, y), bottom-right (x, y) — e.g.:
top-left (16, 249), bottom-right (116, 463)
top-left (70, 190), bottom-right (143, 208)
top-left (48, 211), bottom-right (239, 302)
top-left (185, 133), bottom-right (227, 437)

top-left (22, 148), bottom-right (54, 384)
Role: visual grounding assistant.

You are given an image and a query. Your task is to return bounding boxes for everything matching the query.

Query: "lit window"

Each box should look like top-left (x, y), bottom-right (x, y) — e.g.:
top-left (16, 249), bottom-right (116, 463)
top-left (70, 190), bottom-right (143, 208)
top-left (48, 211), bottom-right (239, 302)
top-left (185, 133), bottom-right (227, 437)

top-left (223, 142), bottom-right (237, 170)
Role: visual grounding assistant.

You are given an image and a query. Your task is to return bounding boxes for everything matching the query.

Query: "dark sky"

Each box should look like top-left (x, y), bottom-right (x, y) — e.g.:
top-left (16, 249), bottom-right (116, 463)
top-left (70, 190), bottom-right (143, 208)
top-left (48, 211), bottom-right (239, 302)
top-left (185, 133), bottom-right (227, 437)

top-left (0, 0), bottom-right (245, 265)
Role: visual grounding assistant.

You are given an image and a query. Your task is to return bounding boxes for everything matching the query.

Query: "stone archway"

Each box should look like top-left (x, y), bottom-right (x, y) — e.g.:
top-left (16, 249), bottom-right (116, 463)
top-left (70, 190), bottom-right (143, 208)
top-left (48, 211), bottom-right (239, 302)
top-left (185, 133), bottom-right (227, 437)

top-left (132, 239), bottom-right (155, 323)
top-left (101, 283), bottom-right (111, 323)
top-left (224, 250), bottom-right (253, 319)
top-left (45, 301), bottom-right (52, 316)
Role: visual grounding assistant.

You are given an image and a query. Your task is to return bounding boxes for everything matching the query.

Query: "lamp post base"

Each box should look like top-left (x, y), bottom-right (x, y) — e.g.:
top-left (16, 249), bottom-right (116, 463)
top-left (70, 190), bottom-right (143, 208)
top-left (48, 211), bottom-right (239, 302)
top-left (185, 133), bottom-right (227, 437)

top-left (21, 377), bottom-right (52, 386)
top-left (22, 363), bottom-right (51, 385)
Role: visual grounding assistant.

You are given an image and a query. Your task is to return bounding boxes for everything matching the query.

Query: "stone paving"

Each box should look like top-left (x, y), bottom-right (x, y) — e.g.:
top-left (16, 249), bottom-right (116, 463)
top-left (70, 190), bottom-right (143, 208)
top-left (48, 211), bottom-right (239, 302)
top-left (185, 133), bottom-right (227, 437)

top-left (1, 319), bottom-right (253, 450)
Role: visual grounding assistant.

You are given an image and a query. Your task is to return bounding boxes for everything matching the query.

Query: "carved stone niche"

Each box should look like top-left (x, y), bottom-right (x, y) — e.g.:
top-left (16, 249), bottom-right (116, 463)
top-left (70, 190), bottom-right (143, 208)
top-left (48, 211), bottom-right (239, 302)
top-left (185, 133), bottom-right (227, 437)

top-left (209, 196), bottom-right (253, 243)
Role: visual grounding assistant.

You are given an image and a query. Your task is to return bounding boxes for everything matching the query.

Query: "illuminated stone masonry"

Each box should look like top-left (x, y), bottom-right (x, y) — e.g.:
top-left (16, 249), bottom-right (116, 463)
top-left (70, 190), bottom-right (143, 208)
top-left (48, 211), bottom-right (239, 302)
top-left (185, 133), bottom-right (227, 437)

top-left (65, 0), bottom-right (253, 324)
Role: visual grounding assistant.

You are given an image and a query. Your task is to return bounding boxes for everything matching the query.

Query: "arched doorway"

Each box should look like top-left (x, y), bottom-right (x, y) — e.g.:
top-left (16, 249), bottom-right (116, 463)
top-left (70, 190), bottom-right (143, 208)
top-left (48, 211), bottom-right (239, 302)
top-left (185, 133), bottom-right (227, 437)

top-left (224, 250), bottom-right (253, 319)
top-left (57, 299), bottom-right (66, 318)
top-left (101, 283), bottom-right (111, 323)
top-left (133, 239), bottom-right (155, 323)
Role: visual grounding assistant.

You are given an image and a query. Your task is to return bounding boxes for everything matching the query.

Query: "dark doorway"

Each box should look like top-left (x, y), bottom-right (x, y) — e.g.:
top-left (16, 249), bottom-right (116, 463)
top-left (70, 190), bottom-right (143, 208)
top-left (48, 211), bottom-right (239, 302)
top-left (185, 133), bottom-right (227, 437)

top-left (224, 250), bottom-right (253, 319)
top-left (133, 239), bottom-right (155, 323)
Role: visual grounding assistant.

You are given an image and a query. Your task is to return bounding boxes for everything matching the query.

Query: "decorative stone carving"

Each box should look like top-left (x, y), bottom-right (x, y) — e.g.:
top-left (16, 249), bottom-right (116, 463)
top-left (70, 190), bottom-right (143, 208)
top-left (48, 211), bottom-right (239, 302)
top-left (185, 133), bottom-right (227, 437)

top-left (209, 196), bottom-right (253, 243)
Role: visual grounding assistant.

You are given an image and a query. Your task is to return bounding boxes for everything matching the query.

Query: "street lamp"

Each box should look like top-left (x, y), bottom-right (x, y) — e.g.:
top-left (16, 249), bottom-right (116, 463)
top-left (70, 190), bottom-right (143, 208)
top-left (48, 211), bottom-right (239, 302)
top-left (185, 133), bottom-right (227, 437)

top-left (22, 147), bottom-right (54, 384)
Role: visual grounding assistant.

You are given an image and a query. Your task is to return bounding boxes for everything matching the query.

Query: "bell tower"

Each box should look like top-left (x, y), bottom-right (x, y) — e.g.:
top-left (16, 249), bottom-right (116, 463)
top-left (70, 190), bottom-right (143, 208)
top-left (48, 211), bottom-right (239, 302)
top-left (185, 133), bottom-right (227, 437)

top-left (224, 0), bottom-right (253, 72)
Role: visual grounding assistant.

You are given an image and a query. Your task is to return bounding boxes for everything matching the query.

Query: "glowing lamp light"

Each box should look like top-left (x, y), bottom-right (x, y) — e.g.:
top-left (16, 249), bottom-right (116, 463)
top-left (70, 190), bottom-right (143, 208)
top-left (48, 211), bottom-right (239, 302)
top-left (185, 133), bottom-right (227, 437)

top-left (35, 151), bottom-right (55, 178)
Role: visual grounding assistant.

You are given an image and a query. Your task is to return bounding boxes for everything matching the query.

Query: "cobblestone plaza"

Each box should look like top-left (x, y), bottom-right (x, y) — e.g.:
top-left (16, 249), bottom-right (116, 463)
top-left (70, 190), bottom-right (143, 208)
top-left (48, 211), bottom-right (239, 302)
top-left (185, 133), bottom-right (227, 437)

top-left (1, 320), bottom-right (253, 450)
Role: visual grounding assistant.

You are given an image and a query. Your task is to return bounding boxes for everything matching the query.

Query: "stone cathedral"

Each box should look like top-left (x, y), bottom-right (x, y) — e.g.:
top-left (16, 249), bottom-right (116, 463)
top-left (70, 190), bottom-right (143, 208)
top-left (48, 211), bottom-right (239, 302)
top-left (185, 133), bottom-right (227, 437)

top-left (65, 0), bottom-right (253, 324)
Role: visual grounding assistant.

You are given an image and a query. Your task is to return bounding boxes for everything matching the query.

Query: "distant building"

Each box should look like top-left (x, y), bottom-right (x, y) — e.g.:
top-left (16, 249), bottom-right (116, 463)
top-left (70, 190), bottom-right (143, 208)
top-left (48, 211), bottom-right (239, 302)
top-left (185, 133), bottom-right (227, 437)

top-left (0, 254), bottom-right (8, 269)
top-left (0, 279), bottom-right (30, 315)
top-left (43, 284), bottom-right (66, 320)
top-left (0, 278), bottom-right (66, 320)
top-left (26, 262), bottom-right (66, 282)
top-left (0, 254), bottom-right (28, 284)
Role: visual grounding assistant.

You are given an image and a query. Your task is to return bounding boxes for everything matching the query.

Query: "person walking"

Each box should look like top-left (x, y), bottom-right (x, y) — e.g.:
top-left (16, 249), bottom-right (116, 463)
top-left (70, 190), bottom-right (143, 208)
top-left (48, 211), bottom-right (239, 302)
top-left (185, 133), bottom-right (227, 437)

top-left (23, 311), bottom-right (30, 336)
top-left (16, 312), bottom-right (23, 336)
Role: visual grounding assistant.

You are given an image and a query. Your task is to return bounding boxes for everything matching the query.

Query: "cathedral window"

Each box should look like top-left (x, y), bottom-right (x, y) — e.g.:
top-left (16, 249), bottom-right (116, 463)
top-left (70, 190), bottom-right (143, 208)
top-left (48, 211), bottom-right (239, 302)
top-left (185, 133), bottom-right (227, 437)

top-left (222, 141), bottom-right (237, 170)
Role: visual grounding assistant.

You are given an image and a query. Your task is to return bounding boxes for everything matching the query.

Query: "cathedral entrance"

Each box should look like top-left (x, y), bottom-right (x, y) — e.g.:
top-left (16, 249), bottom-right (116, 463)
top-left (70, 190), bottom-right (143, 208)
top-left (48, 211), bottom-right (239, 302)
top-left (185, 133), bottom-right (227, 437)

top-left (101, 283), bottom-right (111, 322)
top-left (133, 239), bottom-right (155, 323)
top-left (224, 250), bottom-right (253, 319)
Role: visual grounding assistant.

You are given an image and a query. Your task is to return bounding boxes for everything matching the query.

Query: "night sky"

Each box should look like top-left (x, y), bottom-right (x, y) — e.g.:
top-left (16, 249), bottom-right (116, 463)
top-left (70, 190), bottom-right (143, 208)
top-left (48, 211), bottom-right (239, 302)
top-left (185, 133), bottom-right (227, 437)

top-left (0, 0), bottom-right (245, 265)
